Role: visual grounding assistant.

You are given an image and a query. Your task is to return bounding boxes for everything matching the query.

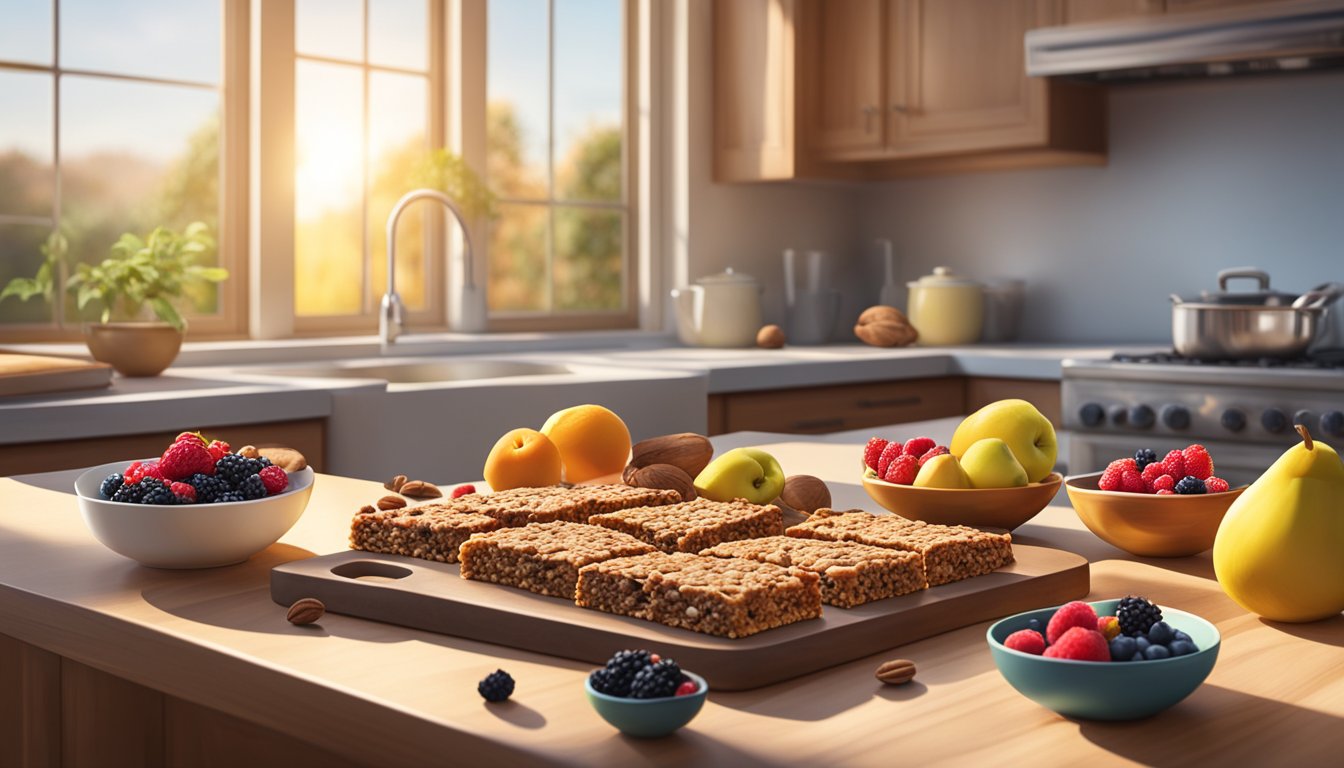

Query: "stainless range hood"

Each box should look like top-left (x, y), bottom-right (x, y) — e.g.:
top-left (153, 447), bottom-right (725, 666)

top-left (1026, 0), bottom-right (1344, 82)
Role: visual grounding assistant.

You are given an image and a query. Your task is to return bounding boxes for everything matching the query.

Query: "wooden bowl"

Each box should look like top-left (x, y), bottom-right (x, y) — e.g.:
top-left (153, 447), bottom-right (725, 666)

top-left (1064, 471), bottom-right (1246, 557)
top-left (861, 472), bottom-right (1063, 530)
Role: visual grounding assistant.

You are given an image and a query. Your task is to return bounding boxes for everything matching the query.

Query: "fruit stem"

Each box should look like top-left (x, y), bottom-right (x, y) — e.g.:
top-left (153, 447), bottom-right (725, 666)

top-left (1296, 423), bottom-right (1314, 451)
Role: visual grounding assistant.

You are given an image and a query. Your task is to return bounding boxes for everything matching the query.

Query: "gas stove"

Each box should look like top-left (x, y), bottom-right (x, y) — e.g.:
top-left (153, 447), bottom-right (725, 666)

top-left (1062, 351), bottom-right (1344, 485)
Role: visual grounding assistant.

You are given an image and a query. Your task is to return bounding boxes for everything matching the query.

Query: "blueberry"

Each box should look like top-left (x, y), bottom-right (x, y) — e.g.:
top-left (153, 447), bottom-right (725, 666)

top-left (1028, 618), bottom-right (1043, 635)
top-left (1109, 636), bottom-right (1136, 660)
top-left (1169, 640), bottom-right (1198, 656)
top-left (1135, 636), bottom-right (1151, 652)
top-left (1147, 620), bottom-right (1175, 646)
top-left (1173, 630), bottom-right (1192, 643)
top-left (1143, 644), bottom-right (1171, 660)
top-left (1130, 651), bottom-right (1146, 662)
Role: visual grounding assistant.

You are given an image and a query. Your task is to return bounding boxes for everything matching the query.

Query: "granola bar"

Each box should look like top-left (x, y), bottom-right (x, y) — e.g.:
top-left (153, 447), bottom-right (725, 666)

top-left (700, 536), bottom-right (925, 607)
top-left (575, 551), bottom-right (822, 638)
top-left (438, 484), bottom-right (682, 525)
top-left (588, 498), bottom-right (784, 553)
top-left (459, 521), bottom-right (655, 598)
top-left (350, 506), bottom-right (501, 563)
top-left (786, 509), bottom-right (1013, 586)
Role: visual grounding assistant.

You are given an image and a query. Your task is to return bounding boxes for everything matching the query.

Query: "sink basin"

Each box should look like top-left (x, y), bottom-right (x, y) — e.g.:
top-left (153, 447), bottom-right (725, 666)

top-left (250, 359), bottom-right (571, 384)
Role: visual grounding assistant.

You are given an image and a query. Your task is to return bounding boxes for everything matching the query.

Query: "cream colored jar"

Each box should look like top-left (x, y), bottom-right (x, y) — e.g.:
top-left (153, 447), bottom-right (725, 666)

top-left (907, 267), bottom-right (985, 346)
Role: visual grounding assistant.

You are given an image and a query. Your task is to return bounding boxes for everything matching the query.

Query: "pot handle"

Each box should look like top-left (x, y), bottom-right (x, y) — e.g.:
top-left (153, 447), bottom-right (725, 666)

top-left (1217, 268), bottom-right (1270, 293)
top-left (1169, 293), bottom-right (1184, 305)
top-left (1292, 289), bottom-right (1336, 310)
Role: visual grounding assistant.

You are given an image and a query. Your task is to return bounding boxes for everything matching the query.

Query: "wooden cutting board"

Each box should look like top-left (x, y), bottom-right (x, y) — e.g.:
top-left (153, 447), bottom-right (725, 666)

top-left (0, 353), bottom-right (113, 397)
top-left (271, 545), bottom-right (1089, 690)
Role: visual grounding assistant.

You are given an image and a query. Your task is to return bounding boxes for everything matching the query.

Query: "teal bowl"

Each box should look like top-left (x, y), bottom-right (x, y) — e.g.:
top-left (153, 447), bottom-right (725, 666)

top-left (987, 599), bottom-right (1220, 720)
top-left (585, 671), bottom-right (708, 738)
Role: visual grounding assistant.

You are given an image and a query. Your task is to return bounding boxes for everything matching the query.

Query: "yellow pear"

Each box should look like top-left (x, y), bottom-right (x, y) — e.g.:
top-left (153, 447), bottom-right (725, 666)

top-left (951, 399), bottom-right (1057, 482)
top-left (1213, 426), bottom-right (1344, 622)
top-left (959, 438), bottom-right (1029, 489)
top-left (914, 454), bottom-right (971, 489)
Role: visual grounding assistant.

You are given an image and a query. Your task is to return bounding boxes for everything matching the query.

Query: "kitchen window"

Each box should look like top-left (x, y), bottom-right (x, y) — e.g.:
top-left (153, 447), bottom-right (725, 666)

top-left (0, 0), bottom-right (246, 340)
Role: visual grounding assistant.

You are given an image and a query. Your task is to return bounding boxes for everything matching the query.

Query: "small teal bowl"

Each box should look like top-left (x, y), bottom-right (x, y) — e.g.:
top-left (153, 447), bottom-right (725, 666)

top-left (987, 599), bottom-right (1220, 720)
top-left (584, 670), bottom-right (708, 738)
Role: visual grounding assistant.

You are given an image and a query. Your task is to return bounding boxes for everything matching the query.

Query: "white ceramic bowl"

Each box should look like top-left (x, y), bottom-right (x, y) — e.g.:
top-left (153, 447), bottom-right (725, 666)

top-left (74, 459), bottom-right (315, 569)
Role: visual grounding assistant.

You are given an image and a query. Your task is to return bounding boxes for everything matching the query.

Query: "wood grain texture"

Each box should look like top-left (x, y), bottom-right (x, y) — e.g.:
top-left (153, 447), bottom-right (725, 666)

top-left (721, 377), bottom-right (965, 433)
top-left (165, 696), bottom-right (366, 768)
top-left (61, 659), bottom-right (165, 768)
top-left (964, 376), bottom-right (1063, 426)
top-left (0, 633), bottom-right (61, 767)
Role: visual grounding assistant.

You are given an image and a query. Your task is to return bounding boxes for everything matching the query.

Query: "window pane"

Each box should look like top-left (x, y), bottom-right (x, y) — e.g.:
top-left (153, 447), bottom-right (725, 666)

top-left (0, 223), bottom-right (54, 325)
top-left (295, 61), bottom-right (364, 317)
top-left (296, 0), bottom-right (364, 62)
top-left (61, 76), bottom-right (220, 321)
top-left (0, 0), bottom-right (52, 65)
top-left (61, 0), bottom-right (219, 84)
top-left (487, 0), bottom-right (548, 199)
top-left (554, 206), bottom-right (621, 311)
top-left (368, 71), bottom-right (428, 310)
top-left (554, 0), bottom-right (622, 203)
top-left (0, 70), bottom-right (54, 217)
top-left (369, 0), bottom-right (427, 71)
top-left (489, 203), bottom-right (547, 312)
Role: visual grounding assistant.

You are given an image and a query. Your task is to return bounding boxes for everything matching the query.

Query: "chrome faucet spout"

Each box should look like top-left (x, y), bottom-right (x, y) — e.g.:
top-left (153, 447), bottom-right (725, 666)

top-left (382, 188), bottom-right (477, 351)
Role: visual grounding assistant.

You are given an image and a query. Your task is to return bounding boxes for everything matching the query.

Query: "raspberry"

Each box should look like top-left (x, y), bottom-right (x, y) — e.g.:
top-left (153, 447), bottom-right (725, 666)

top-left (451, 484), bottom-right (477, 498)
top-left (159, 440), bottom-right (215, 481)
top-left (1046, 600), bottom-right (1099, 644)
top-left (259, 465), bottom-right (289, 495)
top-left (1162, 450), bottom-right (1186, 480)
top-left (1042, 627), bottom-right (1111, 662)
top-left (1140, 461), bottom-right (1167, 491)
top-left (206, 439), bottom-right (231, 462)
top-left (1182, 444), bottom-right (1214, 480)
top-left (903, 436), bottom-right (936, 458)
top-left (170, 482), bottom-right (197, 503)
top-left (1120, 469), bottom-right (1146, 494)
top-left (1204, 476), bottom-right (1230, 493)
top-left (1110, 458), bottom-right (1138, 474)
top-left (877, 441), bottom-right (904, 477)
top-left (141, 462), bottom-right (166, 482)
top-left (675, 680), bottom-right (698, 697)
top-left (1151, 474), bottom-right (1176, 493)
top-left (863, 438), bottom-right (889, 471)
top-left (124, 461), bottom-right (147, 484)
top-left (175, 431), bottom-right (206, 445)
top-left (1097, 616), bottom-right (1121, 641)
top-left (1004, 629), bottom-right (1046, 655)
top-left (882, 454), bottom-right (919, 485)
top-left (1097, 465), bottom-right (1125, 491)
top-left (918, 445), bottom-right (949, 466)
top-left (1155, 489), bottom-right (1175, 495)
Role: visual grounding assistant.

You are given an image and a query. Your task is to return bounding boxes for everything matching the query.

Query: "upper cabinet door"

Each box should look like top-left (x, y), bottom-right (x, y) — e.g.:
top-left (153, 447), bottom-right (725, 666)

top-left (887, 0), bottom-right (1056, 157)
top-left (808, 0), bottom-right (887, 158)
top-left (1063, 0), bottom-right (1164, 24)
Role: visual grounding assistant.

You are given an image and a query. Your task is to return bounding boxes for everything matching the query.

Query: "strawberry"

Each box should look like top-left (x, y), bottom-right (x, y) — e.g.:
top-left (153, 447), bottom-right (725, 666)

top-left (1204, 476), bottom-right (1230, 493)
top-left (1162, 450), bottom-right (1186, 481)
top-left (141, 462), bottom-right (165, 481)
top-left (175, 431), bottom-right (206, 445)
top-left (918, 445), bottom-right (950, 466)
top-left (877, 441), bottom-right (904, 477)
top-left (1182, 444), bottom-right (1214, 480)
top-left (863, 437), bottom-right (889, 471)
top-left (451, 483), bottom-right (477, 498)
top-left (206, 439), bottom-right (232, 462)
top-left (902, 436), bottom-right (937, 459)
top-left (883, 454), bottom-right (919, 485)
top-left (259, 465), bottom-right (288, 495)
top-left (159, 440), bottom-right (215, 481)
top-left (170, 482), bottom-right (196, 503)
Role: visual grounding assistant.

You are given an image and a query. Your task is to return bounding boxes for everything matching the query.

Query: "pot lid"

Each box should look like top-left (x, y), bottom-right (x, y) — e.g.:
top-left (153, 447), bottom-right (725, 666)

top-left (1188, 267), bottom-right (1298, 306)
top-left (697, 267), bottom-right (758, 285)
top-left (907, 266), bottom-right (982, 288)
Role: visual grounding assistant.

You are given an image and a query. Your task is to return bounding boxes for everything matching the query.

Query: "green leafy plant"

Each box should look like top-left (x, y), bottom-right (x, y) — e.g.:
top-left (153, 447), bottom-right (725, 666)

top-left (411, 149), bottom-right (497, 220)
top-left (0, 222), bottom-right (226, 332)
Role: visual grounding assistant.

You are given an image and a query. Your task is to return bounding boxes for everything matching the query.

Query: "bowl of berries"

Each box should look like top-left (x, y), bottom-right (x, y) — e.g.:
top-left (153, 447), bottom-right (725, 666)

top-left (73, 433), bottom-right (315, 569)
top-left (1065, 445), bottom-right (1246, 557)
top-left (988, 597), bottom-right (1220, 721)
top-left (585, 650), bottom-right (708, 738)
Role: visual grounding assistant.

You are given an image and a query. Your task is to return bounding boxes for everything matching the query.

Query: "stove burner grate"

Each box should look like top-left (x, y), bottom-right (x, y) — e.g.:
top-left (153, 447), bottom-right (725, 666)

top-left (1111, 351), bottom-right (1344, 370)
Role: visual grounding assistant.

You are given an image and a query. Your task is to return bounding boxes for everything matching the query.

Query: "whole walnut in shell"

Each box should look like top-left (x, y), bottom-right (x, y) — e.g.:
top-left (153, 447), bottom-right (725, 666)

top-left (854, 306), bottom-right (918, 347)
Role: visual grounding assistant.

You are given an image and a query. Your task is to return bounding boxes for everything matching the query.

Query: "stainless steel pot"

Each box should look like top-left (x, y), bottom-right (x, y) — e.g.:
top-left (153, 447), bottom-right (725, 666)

top-left (1170, 269), bottom-right (1337, 359)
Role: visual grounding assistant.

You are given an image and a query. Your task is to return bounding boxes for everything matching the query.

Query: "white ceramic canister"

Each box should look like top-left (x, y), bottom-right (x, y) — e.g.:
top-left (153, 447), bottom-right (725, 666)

top-left (906, 266), bottom-right (985, 346)
top-left (670, 268), bottom-right (764, 347)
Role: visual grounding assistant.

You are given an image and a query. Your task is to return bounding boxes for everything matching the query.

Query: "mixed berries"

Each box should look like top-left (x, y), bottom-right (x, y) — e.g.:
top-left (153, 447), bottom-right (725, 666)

top-left (99, 432), bottom-right (291, 505)
top-left (1097, 444), bottom-right (1230, 495)
top-left (1004, 597), bottom-right (1200, 662)
top-left (588, 649), bottom-right (700, 699)
top-left (862, 435), bottom-right (950, 485)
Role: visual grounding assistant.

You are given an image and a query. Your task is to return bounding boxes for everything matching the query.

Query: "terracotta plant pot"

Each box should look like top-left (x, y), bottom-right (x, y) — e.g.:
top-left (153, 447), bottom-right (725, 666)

top-left (83, 322), bottom-right (184, 377)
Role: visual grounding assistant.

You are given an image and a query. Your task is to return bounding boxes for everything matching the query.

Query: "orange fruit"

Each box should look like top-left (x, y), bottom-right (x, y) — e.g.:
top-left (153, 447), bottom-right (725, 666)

top-left (483, 428), bottom-right (562, 491)
top-left (539, 404), bottom-right (632, 483)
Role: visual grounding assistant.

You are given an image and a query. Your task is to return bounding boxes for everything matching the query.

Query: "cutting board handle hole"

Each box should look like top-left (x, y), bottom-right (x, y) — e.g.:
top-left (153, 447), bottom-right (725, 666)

top-left (331, 561), bottom-right (414, 581)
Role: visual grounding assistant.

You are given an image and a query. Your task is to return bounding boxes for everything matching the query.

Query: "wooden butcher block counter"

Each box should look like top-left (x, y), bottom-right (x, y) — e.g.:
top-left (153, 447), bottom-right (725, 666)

top-left (1, 420), bottom-right (1342, 767)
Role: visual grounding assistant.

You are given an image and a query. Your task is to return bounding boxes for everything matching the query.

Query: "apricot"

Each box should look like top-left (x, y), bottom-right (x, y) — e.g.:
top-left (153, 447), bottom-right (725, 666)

top-left (483, 428), bottom-right (562, 491)
top-left (539, 404), bottom-right (632, 483)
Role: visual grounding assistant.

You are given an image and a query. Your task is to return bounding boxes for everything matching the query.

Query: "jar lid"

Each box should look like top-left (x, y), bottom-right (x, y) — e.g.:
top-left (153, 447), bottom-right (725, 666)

top-left (908, 266), bottom-right (981, 288)
top-left (697, 267), bottom-right (758, 285)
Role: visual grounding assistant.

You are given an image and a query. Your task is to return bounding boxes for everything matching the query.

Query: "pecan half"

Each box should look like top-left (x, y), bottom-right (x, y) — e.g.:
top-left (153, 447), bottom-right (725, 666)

top-left (376, 495), bottom-right (407, 511)
top-left (384, 474), bottom-right (408, 492)
top-left (399, 480), bottom-right (442, 499)
top-left (286, 598), bottom-right (326, 625)
top-left (875, 658), bottom-right (916, 685)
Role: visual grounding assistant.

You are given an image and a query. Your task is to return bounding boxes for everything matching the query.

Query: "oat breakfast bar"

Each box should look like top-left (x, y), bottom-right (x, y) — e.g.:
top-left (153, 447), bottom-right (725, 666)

top-left (700, 536), bottom-right (925, 607)
top-left (458, 521), bottom-right (655, 598)
top-left (588, 497), bottom-right (784, 553)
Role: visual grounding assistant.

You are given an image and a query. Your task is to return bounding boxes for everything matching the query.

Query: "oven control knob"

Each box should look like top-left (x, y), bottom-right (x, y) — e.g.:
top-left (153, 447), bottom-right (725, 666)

top-left (1128, 404), bottom-right (1155, 429)
top-left (1261, 408), bottom-right (1288, 434)
top-left (1220, 408), bottom-right (1246, 432)
top-left (1294, 410), bottom-right (1316, 429)
top-left (1161, 404), bottom-right (1191, 430)
top-left (1079, 403), bottom-right (1105, 427)
top-left (1321, 411), bottom-right (1344, 437)
top-left (1108, 405), bottom-right (1128, 426)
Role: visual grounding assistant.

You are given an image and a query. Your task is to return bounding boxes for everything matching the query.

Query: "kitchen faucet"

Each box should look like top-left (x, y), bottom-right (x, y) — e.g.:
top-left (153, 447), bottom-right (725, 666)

top-left (382, 188), bottom-right (477, 351)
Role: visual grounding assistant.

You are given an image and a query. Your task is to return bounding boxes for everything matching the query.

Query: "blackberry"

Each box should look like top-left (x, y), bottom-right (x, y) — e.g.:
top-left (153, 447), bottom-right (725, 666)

top-left (111, 480), bottom-right (145, 504)
top-left (139, 478), bottom-right (176, 505)
top-left (239, 474), bottom-right (267, 500)
top-left (187, 473), bottom-right (230, 503)
top-left (629, 659), bottom-right (682, 699)
top-left (99, 473), bottom-right (124, 499)
top-left (258, 456), bottom-right (273, 469)
top-left (1117, 595), bottom-right (1163, 637)
top-left (1175, 476), bottom-right (1207, 495)
top-left (214, 491), bottom-right (246, 503)
top-left (588, 668), bottom-right (619, 695)
top-left (478, 669), bottom-right (514, 702)
top-left (215, 454), bottom-right (252, 488)
top-left (600, 649), bottom-right (654, 697)
top-left (1134, 449), bottom-right (1158, 471)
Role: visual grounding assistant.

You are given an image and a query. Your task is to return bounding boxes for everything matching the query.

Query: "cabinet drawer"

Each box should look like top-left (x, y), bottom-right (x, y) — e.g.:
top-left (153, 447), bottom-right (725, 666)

top-left (721, 377), bottom-right (965, 434)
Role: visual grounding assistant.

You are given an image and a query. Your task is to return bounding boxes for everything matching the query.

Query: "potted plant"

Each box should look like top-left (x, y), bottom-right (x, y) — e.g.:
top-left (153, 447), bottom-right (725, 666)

top-left (1, 222), bottom-right (227, 376)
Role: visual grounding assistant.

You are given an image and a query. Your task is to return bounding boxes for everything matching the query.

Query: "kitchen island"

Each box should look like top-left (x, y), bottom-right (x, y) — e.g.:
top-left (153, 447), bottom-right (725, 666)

top-left (2, 419), bottom-right (1340, 766)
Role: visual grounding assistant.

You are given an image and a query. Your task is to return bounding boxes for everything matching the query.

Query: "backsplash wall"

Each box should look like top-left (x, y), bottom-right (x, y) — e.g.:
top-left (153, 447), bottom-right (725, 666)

top-left (856, 71), bottom-right (1344, 344)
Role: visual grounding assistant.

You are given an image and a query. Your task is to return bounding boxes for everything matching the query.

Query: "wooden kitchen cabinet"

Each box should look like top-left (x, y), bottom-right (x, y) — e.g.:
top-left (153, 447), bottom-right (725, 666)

top-left (1062, 0), bottom-right (1164, 23)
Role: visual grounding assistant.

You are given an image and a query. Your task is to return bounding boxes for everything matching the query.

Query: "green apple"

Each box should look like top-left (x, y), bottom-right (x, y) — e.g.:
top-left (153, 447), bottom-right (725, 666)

top-left (951, 399), bottom-right (1057, 483)
top-left (694, 447), bottom-right (786, 504)
top-left (959, 438), bottom-right (1029, 489)
top-left (913, 453), bottom-right (971, 489)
